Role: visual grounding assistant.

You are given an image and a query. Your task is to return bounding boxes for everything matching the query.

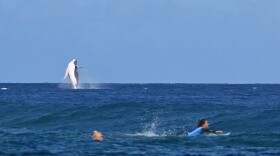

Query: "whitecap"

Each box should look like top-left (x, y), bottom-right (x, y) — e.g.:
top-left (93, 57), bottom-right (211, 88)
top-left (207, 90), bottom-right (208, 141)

top-left (124, 132), bottom-right (165, 137)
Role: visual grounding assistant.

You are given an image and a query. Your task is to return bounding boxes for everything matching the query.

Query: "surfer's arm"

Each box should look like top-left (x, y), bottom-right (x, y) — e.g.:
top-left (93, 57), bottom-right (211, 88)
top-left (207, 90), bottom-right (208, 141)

top-left (214, 130), bottom-right (222, 133)
top-left (204, 129), bottom-right (222, 134)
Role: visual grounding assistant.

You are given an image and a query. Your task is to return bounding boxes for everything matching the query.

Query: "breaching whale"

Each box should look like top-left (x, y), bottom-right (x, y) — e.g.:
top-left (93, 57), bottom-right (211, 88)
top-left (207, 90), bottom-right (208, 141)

top-left (64, 59), bottom-right (79, 89)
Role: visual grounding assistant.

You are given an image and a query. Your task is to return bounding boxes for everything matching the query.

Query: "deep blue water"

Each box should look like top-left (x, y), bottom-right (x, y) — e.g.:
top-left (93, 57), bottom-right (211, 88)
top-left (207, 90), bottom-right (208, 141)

top-left (0, 83), bottom-right (279, 155)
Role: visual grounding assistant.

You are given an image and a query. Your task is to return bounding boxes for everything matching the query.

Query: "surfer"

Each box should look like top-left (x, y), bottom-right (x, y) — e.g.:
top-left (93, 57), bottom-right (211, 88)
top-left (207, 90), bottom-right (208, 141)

top-left (92, 131), bottom-right (103, 141)
top-left (177, 119), bottom-right (222, 136)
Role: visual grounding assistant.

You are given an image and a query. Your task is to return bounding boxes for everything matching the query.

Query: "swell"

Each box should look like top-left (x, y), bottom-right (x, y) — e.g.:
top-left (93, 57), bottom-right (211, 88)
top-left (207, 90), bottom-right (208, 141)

top-left (1, 84), bottom-right (280, 155)
top-left (1, 100), bottom-right (278, 134)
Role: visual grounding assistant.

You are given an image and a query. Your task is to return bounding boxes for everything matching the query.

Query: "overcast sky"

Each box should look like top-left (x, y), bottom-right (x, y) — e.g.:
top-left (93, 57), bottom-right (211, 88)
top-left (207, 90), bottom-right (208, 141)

top-left (1, 0), bottom-right (280, 83)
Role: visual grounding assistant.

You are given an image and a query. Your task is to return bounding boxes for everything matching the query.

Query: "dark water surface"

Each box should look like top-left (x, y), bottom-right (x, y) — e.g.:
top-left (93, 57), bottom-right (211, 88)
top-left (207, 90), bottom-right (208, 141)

top-left (0, 83), bottom-right (279, 155)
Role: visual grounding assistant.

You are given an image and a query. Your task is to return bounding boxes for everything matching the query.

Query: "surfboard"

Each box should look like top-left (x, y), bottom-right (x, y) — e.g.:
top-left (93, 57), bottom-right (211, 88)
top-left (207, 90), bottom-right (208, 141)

top-left (218, 132), bottom-right (231, 136)
top-left (207, 132), bottom-right (231, 136)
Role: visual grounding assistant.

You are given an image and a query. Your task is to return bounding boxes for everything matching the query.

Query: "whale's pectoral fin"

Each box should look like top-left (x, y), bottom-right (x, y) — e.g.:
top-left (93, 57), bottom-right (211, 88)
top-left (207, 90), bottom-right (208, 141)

top-left (64, 68), bottom-right (69, 80)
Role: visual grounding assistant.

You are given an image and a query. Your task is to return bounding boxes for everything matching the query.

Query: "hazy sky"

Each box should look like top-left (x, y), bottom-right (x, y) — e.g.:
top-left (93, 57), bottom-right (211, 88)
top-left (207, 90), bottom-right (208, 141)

top-left (1, 0), bottom-right (280, 83)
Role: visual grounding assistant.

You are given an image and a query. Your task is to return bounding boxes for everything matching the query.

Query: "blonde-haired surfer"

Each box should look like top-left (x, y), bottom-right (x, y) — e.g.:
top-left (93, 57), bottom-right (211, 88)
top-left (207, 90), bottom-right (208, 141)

top-left (92, 131), bottom-right (103, 141)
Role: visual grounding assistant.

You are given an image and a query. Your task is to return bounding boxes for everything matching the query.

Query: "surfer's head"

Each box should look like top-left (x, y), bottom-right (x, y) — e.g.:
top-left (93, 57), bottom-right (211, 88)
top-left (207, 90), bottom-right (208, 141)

top-left (197, 119), bottom-right (209, 129)
top-left (92, 131), bottom-right (103, 142)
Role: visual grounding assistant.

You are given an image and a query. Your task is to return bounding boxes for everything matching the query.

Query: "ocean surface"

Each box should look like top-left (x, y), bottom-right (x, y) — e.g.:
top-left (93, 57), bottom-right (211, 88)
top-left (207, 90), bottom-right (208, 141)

top-left (0, 83), bottom-right (279, 155)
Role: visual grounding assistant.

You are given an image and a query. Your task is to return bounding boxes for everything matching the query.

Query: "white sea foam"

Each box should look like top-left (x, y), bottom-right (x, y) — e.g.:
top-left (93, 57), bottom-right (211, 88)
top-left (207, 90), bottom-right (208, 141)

top-left (125, 120), bottom-right (168, 137)
top-left (125, 132), bottom-right (161, 137)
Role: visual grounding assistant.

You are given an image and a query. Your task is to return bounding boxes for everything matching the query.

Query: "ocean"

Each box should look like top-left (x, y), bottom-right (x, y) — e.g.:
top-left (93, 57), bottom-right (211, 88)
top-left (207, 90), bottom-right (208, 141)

top-left (0, 83), bottom-right (279, 155)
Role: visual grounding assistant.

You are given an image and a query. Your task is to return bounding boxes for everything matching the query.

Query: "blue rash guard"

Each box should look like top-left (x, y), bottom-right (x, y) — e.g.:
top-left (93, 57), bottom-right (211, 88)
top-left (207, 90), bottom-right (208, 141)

top-left (187, 127), bottom-right (217, 136)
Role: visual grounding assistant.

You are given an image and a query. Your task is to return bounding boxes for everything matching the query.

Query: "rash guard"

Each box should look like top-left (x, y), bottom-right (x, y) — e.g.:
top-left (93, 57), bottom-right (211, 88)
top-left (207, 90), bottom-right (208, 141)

top-left (187, 127), bottom-right (217, 136)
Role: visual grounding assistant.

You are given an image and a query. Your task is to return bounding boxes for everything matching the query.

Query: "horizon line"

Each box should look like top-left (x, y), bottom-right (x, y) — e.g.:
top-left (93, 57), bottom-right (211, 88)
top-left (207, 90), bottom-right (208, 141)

top-left (1, 82), bottom-right (280, 85)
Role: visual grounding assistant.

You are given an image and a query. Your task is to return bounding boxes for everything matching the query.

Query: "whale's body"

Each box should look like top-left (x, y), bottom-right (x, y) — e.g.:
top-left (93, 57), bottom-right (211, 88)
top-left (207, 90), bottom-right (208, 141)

top-left (64, 59), bottom-right (79, 89)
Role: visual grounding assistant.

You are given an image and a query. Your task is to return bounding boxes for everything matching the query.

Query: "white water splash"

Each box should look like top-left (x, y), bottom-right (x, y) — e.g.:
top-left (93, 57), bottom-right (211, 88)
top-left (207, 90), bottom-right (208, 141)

top-left (125, 133), bottom-right (160, 137)
top-left (59, 67), bottom-right (101, 89)
top-left (124, 122), bottom-right (167, 137)
top-left (136, 116), bottom-right (167, 137)
top-left (142, 122), bottom-right (158, 136)
top-left (78, 83), bottom-right (100, 89)
top-left (123, 119), bottom-right (162, 137)
top-left (134, 123), bottom-right (160, 137)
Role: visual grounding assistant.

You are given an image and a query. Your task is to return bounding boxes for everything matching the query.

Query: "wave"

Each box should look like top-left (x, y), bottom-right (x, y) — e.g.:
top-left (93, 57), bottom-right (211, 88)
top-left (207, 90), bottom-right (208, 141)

top-left (1, 84), bottom-right (280, 155)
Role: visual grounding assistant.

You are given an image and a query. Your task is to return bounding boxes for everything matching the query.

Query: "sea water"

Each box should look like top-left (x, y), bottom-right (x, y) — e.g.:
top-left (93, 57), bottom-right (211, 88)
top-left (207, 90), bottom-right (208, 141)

top-left (0, 84), bottom-right (279, 155)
